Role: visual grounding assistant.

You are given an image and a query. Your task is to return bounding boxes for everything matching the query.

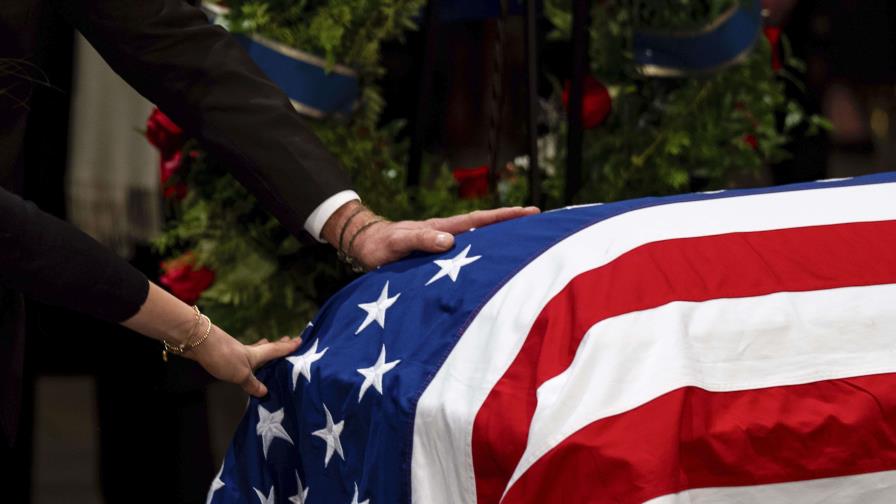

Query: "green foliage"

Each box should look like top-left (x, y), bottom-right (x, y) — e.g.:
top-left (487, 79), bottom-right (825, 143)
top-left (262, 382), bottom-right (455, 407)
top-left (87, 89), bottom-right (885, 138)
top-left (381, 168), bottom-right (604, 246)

top-left (227, 0), bottom-right (425, 124)
top-left (157, 0), bottom-right (488, 341)
top-left (542, 0), bottom-right (825, 204)
top-left (158, 0), bottom-right (822, 341)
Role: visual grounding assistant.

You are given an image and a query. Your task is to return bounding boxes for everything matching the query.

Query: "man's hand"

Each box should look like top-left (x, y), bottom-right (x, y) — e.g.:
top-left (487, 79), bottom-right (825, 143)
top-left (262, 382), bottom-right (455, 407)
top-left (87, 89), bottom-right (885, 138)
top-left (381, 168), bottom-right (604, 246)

top-left (321, 201), bottom-right (539, 270)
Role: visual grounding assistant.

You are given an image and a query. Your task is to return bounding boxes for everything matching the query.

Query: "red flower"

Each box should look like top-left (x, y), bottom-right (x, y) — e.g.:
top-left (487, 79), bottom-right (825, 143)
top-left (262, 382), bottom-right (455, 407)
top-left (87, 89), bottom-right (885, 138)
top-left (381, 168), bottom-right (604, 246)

top-left (147, 108), bottom-right (193, 199)
top-left (742, 133), bottom-right (759, 150)
top-left (562, 76), bottom-right (612, 129)
top-left (763, 26), bottom-right (783, 72)
top-left (159, 253), bottom-right (215, 305)
top-left (159, 150), bottom-right (190, 199)
top-left (452, 165), bottom-right (490, 199)
top-left (146, 108), bottom-right (185, 157)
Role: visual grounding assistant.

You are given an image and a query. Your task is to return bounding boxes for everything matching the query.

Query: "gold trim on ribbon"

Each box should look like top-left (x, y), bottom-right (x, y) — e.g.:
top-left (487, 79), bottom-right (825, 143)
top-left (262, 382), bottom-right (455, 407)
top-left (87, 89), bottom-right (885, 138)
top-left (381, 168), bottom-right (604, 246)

top-left (290, 99), bottom-right (326, 119)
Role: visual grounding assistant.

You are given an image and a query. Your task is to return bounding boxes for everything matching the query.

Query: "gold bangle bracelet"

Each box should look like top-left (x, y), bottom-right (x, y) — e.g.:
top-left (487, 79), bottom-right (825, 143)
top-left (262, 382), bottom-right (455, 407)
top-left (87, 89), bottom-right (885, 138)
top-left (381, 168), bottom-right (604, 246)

top-left (185, 315), bottom-right (213, 352)
top-left (162, 308), bottom-right (212, 361)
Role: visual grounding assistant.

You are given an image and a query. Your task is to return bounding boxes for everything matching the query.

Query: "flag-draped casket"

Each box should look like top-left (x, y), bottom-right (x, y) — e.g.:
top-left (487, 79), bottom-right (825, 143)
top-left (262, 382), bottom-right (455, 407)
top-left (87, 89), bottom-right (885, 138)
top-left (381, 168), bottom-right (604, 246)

top-left (208, 172), bottom-right (896, 504)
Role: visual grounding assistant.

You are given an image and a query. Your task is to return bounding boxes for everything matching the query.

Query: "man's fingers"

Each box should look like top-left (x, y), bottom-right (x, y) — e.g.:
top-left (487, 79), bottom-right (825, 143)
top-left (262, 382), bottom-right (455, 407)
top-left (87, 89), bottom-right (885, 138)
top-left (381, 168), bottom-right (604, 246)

top-left (352, 206), bottom-right (538, 268)
top-left (248, 338), bottom-right (302, 370)
top-left (429, 206), bottom-right (539, 235)
top-left (389, 227), bottom-right (454, 256)
top-left (241, 374), bottom-right (268, 398)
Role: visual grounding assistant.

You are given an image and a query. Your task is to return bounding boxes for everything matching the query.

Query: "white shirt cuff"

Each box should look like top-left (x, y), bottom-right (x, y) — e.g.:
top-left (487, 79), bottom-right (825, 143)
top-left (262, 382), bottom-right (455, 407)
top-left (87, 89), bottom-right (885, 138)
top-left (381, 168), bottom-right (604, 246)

top-left (303, 190), bottom-right (361, 243)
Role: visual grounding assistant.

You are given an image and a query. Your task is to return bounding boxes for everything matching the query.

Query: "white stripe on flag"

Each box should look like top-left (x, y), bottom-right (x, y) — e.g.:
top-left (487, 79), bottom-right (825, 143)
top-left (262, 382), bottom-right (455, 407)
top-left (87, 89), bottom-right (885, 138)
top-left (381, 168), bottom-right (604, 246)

top-left (411, 182), bottom-right (896, 504)
top-left (642, 469), bottom-right (896, 503)
top-left (508, 283), bottom-right (896, 492)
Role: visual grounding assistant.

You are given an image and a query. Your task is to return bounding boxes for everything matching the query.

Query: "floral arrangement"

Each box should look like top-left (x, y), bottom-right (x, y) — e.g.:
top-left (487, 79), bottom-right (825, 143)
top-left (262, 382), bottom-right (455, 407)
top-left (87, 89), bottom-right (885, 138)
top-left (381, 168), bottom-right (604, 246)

top-left (150, 0), bottom-right (822, 342)
top-left (152, 0), bottom-right (498, 341)
top-left (537, 0), bottom-right (828, 204)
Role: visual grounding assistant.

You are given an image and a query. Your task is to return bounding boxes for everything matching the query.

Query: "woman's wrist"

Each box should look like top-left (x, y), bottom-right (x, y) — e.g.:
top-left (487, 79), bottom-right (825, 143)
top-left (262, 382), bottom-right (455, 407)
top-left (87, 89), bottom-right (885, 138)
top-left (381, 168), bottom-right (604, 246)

top-left (182, 322), bottom-right (223, 361)
top-left (123, 283), bottom-right (202, 346)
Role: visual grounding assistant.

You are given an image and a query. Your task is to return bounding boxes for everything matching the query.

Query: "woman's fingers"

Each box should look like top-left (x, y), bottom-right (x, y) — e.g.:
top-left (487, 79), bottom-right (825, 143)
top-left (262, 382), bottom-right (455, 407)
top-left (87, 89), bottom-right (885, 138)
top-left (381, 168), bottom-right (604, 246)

top-left (247, 337), bottom-right (302, 371)
top-left (234, 338), bottom-right (302, 397)
top-left (241, 374), bottom-right (268, 398)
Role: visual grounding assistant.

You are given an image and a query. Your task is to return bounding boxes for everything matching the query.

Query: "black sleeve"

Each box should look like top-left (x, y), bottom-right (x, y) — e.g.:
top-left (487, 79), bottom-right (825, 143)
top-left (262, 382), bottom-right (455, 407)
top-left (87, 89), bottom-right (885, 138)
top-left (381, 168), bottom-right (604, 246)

top-left (51, 0), bottom-right (353, 237)
top-left (0, 188), bottom-right (149, 322)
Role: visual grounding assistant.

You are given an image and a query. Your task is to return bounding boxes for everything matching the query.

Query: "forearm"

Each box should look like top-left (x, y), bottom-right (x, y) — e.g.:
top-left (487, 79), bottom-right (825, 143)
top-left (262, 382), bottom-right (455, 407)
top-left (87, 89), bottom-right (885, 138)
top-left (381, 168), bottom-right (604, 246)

top-left (121, 282), bottom-right (198, 348)
top-left (0, 189), bottom-right (148, 323)
top-left (53, 0), bottom-right (353, 236)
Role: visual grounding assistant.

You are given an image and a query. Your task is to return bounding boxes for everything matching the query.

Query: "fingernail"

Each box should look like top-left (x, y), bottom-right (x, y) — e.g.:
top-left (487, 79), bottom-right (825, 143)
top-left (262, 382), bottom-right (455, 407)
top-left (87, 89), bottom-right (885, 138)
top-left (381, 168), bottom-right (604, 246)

top-left (435, 233), bottom-right (452, 248)
top-left (280, 336), bottom-right (290, 342)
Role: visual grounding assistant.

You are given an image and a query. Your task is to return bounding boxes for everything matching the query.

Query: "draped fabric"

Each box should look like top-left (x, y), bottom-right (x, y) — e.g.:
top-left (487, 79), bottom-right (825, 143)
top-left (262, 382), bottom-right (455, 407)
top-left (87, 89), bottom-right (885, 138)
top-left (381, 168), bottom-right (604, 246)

top-left (210, 172), bottom-right (896, 504)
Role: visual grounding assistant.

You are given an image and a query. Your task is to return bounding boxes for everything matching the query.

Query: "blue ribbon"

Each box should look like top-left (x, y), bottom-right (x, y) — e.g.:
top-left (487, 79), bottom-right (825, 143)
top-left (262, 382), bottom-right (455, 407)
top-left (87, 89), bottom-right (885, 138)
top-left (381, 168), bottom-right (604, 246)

top-left (200, 5), bottom-right (359, 117)
top-left (633, 0), bottom-right (762, 77)
top-left (235, 34), bottom-right (359, 118)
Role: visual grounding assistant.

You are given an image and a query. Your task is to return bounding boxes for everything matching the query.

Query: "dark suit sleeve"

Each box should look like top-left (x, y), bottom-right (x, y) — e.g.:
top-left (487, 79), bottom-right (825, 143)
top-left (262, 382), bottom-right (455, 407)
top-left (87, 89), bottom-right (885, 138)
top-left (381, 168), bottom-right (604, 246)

top-left (51, 0), bottom-right (353, 237)
top-left (0, 188), bottom-right (149, 322)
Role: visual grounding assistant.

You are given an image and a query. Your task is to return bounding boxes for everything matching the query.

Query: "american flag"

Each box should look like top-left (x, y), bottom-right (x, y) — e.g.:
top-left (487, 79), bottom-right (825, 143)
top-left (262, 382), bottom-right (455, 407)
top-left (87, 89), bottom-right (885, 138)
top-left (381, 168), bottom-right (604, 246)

top-left (208, 172), bottom-right (896, 504)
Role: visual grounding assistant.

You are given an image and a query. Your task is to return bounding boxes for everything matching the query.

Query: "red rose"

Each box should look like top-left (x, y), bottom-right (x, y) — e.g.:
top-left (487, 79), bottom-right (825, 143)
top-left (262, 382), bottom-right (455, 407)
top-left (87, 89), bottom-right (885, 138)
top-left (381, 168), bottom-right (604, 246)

top-left (763, 26), bottom-right (783, 72)
top-left (742, 133), bottom-right (759, 150)
top-left (146, 108), bottom-right (185, 157)
top-left (562, 75), bottom-right (612, 129)
top-left (452, 165), bottom-right (490, 199)
top-left (160, 149), bottom-right (182, 185)
top-left (159, 253), bottom-right (215, 305)
top-left (147, 108), bottom-right (192, 198)
top-left (159, 150), bottom-right (189, 199)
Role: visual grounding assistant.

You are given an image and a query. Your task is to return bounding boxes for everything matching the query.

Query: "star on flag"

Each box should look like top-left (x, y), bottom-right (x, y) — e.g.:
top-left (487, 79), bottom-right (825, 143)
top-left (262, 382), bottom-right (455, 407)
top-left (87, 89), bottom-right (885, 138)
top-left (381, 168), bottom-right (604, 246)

top-left (355, 281), bottom-right (400, 334)
top-left (288, 471), bottom-right (309, 504)
top-left (253, 486), bottom-right (275, 504)
top-left (256, 405), bottom-right (293, 459)
top-left (350, 483), bottom-right (369, 504)
top-left (311, 404), bottom-right (345, 467)
top-left (357, 344), bottom-right (400, 402)
top-left (206, 464), bottom-right (224, 504)
top-left (425, 244), bottom-right (481, 286)
top-left (286, 339), bottom-right (328, 389)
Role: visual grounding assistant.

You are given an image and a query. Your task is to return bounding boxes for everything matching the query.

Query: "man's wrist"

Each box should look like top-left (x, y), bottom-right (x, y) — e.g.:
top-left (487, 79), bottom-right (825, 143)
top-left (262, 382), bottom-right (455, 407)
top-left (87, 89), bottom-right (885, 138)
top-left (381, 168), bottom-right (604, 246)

top-left (304, 190), bottom-right (361, 242)
top-left (321, 200), bottom-right (376, 249)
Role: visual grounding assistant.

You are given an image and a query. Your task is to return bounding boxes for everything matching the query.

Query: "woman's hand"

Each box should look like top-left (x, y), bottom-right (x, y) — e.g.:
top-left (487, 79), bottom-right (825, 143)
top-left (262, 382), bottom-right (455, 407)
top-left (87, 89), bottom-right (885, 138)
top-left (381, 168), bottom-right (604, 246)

top-left (122, 283), bottom-right (301, 397)
top-left (187, 327), bottom-right (302, 397)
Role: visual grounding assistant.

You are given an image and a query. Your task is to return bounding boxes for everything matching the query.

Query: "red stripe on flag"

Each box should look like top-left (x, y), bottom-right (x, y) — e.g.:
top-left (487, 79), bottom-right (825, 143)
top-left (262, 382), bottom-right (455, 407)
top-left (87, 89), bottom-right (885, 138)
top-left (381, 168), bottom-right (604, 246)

top-left (472, 220), bottom-right (896, 503)
top-left (502, 374), bottom-right (896, 503)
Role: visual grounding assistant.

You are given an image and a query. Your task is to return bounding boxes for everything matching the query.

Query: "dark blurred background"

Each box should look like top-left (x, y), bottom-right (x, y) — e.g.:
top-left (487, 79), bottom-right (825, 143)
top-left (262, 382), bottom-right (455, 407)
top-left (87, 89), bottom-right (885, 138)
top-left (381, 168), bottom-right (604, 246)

top-left (16, 0), bottom-right (896, 502)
